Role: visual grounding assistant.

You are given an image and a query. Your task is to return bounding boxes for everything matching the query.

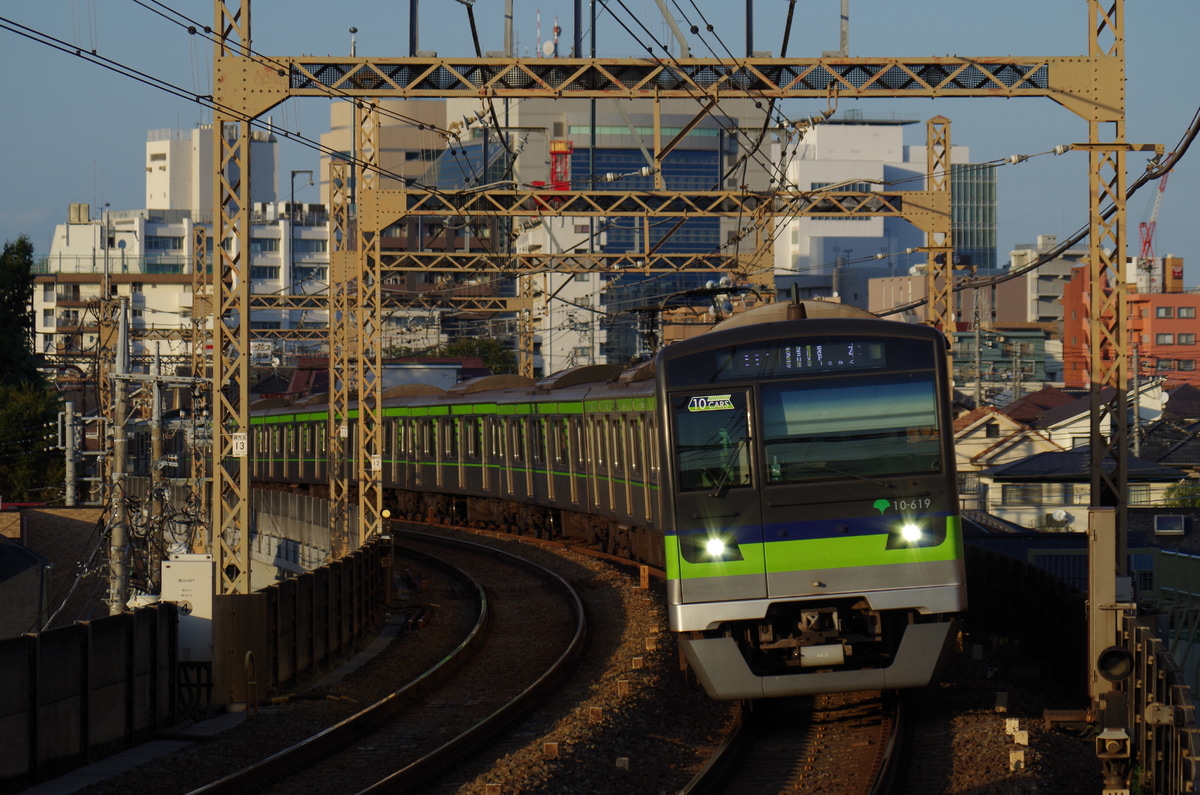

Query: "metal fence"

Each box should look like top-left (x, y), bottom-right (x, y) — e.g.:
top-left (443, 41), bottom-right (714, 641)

top-left (1115, 617), bottom-right (1200, 794)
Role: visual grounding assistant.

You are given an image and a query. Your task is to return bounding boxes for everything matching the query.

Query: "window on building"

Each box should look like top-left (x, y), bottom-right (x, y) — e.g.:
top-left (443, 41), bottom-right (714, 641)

top-left (250, 266), bottom-right (280, 280)
top-left (1179, 307), bottom-right (1196, 319)
top-left (1157, 334), bottom-right (1175, 345)
top-left (1156, 306), bottom-right (1175, 318)
top-left (149, 152), bottom-right (166, 161)
top-left (958, 473), bottom-right (979, 494)
top-left (1179, 333), bottom-right (1196, 345)
top-left (292, 238), bottom-right (328, 253)
top-left (574, 224), bottom-right (590, 234)
top-left (146, 236), bottom-right (184, 251)
top-left (1001, 484), bottom-right (1042, 505)
top-left (1128, 483), bottom-right (1151, 506)
top-left (250, 238), bottom-right (280, 253)
top-left (574, 273), bottom-right (590, 282)
top-left (1158, 359), bottom-right (1175, 370)
top-left (1179, 360), bottom-right (1196, 371)
top-left (131, 283), bottom-right (143, 293)
top-left (985, 422), bottom-right (1000, 438)
top-left (42, 284), bottom-right (53, 301)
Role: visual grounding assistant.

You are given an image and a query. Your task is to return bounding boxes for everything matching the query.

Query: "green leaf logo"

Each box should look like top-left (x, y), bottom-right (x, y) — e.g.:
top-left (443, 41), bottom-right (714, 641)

top-left (873, 498), bottom-right (890, 514)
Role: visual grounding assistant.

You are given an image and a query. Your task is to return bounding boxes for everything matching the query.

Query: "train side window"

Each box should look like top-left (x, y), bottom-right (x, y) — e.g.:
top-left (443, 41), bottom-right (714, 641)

top-left (611, 418), bottom-right (624, 472)
top-left (589, 417), bottom-right (603, 466)
top-left (512, 418), bottom-right (524, 462)
top-left (489, 418), bottom-right (503, 457)
top-left (629, 419), bottom-right (643, 474)
top-left (555, 418), bottom-right (568, 464)
top-left (672, 391), bottom-right (750, 491)
top-left (463, 418), bottom-right (476, 459)
top-left (446, 417), bottom-right (458, 458)
top-left (533, 418), bottom-right (547, 464)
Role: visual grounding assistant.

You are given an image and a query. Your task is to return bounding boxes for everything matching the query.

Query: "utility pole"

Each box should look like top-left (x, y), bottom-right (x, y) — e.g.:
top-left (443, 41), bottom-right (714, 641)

top-left (63, 401), bottom-right (77, 507)
top-left (1132, 344), bottom-right (1141, 457)
top-left (107, 297), bottom-right (130, 615)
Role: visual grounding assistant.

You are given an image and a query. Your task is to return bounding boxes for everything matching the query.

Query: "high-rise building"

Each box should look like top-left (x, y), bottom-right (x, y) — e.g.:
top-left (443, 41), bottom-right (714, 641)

top-left (774, 111), bottom-right (993, 308)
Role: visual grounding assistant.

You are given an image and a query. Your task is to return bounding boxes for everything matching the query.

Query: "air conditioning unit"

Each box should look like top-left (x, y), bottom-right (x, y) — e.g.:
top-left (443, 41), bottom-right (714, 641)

top-left (1044, 510), bottom-right (1072, 528)
top-left (1154, 515), bottom-right (1186, 536)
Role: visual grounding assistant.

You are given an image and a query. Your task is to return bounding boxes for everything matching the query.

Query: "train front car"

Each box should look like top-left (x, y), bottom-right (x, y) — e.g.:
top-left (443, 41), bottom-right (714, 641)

top-left (656, 304), bottom-right (966, 699)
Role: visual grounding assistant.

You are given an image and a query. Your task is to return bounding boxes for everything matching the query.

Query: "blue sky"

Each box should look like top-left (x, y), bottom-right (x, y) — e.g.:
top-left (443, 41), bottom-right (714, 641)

top-left (2, 1), bottom-right (1197, 283)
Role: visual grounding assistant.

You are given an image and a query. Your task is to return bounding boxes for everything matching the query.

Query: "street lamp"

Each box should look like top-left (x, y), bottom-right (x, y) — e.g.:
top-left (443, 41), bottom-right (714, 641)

top-left (290, 170), bottom-right (314, 228)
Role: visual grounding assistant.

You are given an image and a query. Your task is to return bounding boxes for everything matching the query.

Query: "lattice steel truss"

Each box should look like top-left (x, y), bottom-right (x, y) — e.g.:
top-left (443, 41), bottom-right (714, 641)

top-left (210, 0), bottom-right (1132, 593)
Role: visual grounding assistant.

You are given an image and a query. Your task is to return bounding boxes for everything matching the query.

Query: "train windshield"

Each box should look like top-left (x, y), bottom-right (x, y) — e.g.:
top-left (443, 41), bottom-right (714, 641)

top-left (761, 372), bottom-right (942, 482)
top-left (672, 391), bottom-right (752, 492)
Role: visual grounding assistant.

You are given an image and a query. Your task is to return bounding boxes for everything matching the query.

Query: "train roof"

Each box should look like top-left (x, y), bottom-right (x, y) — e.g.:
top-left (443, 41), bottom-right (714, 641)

top-left (710, 299), bottom-right (878, 331)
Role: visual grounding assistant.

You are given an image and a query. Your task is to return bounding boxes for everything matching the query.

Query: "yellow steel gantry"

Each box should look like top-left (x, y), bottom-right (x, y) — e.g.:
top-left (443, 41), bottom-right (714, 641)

top-left (208, 0), bottom-right (1132, 592)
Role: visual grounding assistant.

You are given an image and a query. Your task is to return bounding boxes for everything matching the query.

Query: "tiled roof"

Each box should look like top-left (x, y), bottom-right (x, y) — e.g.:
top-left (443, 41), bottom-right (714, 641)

top-left (983, 447), bottom-right (1184, 480)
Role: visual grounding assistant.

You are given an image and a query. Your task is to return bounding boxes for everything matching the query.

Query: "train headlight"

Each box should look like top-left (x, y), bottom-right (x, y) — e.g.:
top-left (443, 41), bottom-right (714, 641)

top-left (886, 516), bottom-right (947, 549)
top-left (679, 532), bottom-right (745, 563)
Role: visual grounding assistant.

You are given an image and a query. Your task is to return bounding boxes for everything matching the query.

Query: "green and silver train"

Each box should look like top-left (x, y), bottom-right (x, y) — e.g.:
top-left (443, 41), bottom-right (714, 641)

top-left (248, 300), bottom-right (966, 699)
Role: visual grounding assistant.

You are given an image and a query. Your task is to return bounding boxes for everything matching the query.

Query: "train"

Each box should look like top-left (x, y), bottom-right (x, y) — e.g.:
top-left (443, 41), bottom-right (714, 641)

top-left (246, 299), bottom-right (967, 699)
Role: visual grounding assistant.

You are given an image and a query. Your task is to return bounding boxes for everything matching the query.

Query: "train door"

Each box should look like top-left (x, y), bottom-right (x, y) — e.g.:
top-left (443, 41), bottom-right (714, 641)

top-left (668, 389), bottom-right (766, 602)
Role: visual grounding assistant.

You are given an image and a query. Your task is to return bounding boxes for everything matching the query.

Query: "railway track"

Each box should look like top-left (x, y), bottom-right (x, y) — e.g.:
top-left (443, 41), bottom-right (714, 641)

top-left (682, 690), bottom-right (899, 795)
top-left (189, 529), bottom-right (587, 795)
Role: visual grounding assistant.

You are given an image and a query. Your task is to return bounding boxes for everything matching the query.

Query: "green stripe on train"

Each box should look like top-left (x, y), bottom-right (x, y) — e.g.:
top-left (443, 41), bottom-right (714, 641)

top-left (666, 518), bottom-right (963, 581)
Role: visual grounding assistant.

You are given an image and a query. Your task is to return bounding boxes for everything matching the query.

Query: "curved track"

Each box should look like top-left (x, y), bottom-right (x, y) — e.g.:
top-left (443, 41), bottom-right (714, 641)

top-left (683, 690), bottom-right (899, 795)
top-left (188, 529), bottom-right (587, 795)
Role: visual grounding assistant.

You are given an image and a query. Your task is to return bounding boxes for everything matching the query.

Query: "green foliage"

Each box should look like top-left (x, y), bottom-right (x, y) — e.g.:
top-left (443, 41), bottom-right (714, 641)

top-left (440, 337), bottom-right (518, 375)
top-left (1162, 479), bottom-right (1200, 508)
top-left (384, 344), bottom-right (433, 359)
top-left (0, 382), bottom-right (64, 503)
top-left (0, 236), bottom-right (41, 388)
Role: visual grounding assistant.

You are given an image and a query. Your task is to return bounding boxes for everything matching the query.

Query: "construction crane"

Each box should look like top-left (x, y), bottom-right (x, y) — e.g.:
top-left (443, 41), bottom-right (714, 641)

top-left (1138, 171), bottom-right (1170, 261)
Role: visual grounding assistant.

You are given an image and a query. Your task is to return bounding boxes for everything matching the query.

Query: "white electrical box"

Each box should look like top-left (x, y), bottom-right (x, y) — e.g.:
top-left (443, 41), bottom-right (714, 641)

top-left (162, 553), bottom-right (215, 662)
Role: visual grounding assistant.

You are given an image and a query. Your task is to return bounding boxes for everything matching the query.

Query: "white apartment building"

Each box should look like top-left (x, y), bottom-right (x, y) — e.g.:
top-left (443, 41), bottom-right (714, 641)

top-left (773, 113), bottom-right (975, 296)
top-left (35, 126), bottom-right (331, 365)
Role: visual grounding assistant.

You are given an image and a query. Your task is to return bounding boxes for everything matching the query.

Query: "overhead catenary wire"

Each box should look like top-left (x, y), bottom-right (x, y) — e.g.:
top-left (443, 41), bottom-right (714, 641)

top-left (879, 105), bottom-right (1200, 318)
top-left (10, 7), bottom-right (1197, 327)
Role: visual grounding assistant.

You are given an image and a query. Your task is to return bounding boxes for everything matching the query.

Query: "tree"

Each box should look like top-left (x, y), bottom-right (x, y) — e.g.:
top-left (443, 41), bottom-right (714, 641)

top-left (441, 337), bottom-right (517, 375)
top-left (0, 382), bottom-right (64, 503)
top-left (0, 236), bottom-right (40, 388)
top-left (1162, 479), bottom-right (1200, 508)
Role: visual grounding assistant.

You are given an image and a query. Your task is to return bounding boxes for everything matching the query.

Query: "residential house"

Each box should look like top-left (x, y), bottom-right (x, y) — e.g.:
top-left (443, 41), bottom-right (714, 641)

top-left (952, 406), bottom-right (1061, 511)
top-left (979, 448), bottom-right (1184, 530)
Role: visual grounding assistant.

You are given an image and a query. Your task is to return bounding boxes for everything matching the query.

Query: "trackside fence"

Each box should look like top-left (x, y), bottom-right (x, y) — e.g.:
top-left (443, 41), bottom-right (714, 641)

top-left (211, 536), bottom-right (390, 708)
top-left (0, 604), bottom-right (177, 791)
